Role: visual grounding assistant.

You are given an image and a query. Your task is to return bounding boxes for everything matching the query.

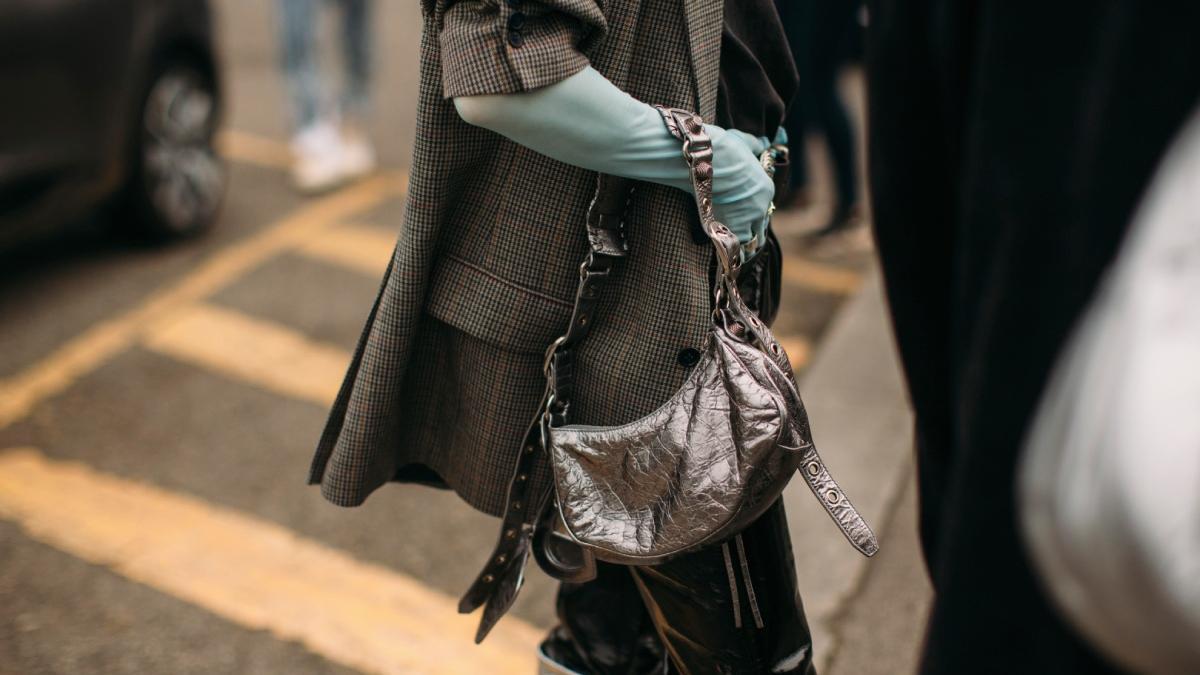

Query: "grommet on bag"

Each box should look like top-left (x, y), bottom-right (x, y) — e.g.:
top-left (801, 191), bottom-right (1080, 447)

top-left (677, 347), bottom-right (701, 367)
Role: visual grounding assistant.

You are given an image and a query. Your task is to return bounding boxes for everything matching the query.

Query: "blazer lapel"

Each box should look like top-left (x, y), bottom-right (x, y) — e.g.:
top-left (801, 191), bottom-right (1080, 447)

top-left (682, 0), bottom-right (724, 120)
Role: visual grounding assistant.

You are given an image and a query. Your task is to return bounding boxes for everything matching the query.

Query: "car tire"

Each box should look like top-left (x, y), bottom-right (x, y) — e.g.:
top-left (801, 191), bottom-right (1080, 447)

top-left (121, 59), bottom-right (225, 241)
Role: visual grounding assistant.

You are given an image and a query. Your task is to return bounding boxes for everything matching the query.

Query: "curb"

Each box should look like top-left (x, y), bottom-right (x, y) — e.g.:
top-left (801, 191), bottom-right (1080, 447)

top-left (782, 267), bottom-right (915, 672)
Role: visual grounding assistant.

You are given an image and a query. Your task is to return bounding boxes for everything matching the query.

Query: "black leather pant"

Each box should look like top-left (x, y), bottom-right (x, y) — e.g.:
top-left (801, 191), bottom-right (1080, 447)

top-left (541, 500), bottom-right (817, 675)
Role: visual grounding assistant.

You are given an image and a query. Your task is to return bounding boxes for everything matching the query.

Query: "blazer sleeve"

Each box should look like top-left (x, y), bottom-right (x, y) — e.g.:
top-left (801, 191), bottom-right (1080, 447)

top-left (427, 0), bottom-right (608, 98)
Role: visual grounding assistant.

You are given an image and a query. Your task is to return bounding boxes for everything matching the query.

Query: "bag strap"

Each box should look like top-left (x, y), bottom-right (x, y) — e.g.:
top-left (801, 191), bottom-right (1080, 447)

top-left (459, 108), bottom-right (881, 644)
top-left (457, 173), bottom-right (633, 643)
top-left (544, 174), bottom-right (635, 425)
top-left (543, 106), bottom-right (743, 423)
top-left (634, 108), bottom-right (882, 560)
top-left (654, 105), bottom-right (744, 283)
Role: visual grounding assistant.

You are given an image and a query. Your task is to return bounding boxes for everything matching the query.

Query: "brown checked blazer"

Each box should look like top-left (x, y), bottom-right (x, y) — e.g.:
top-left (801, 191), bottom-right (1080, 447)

top-left (309, 0), bottom-right (726, 517)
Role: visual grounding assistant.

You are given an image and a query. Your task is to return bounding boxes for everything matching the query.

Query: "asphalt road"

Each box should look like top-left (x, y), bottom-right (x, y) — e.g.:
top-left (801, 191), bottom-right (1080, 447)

top-left (0, 3), bottom-right (900, 674)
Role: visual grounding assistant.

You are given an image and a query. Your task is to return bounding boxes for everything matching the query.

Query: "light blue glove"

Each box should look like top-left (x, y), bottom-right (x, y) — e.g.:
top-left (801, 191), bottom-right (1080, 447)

top-left (724, 126), bottom-right (788, 255)
top-left (454, 67), bottom-right (773, 249)
top-left (727, 126), bottom-right (788, 158)
top-left (726, 129), bottom-right (768, 157)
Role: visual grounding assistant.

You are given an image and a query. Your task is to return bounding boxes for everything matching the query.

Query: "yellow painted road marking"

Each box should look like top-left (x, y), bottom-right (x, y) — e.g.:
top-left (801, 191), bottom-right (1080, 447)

top-left (782, 257), bottom-right (863, 296)
top-left (296, 223), bottom-right (397, 277)
top-left (143, 304), bottom-right (350, 407)
top-left (778, 336), bottom-right (812, 371)
top-left (217, 129), bottom-right (294, 170)
top-left (0, 173), bottom-right (405, 430)
top-left (0, 448), bottom-right (541, 674)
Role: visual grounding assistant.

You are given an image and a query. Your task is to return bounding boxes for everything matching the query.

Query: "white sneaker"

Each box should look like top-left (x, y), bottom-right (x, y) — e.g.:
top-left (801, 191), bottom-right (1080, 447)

top-left (339, 127), bottom-right (377, 181)
top-left (290, 121), bottom-right (346, 193)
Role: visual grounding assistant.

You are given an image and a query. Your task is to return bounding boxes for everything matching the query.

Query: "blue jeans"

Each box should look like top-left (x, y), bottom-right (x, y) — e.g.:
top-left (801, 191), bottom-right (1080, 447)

top-left (278, 0), bottom-right (371, 129)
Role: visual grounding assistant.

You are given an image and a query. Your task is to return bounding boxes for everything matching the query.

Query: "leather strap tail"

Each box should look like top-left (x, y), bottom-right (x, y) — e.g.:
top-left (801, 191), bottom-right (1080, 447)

top-left (460, 174), bottom-right (633, 641)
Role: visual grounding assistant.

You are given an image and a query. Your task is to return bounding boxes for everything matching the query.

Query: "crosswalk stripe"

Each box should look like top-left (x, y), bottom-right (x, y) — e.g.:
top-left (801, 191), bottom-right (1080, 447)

top-left (296, 223), bottom-right (397, 277)
top-left (142, 304), bottom-right (351, 407)
top-left (781, 257), bottom-right (863, 296)
top-left (0, 173), bottom-right (404, 430)
top-left (0, 448), bottom-right (542, 674)
top-left (139, 299), bottom-right (813, 412)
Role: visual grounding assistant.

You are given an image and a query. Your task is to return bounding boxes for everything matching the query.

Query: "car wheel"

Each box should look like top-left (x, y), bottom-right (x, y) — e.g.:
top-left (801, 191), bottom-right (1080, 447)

top-left (123, 61), bottom-right (225, 240)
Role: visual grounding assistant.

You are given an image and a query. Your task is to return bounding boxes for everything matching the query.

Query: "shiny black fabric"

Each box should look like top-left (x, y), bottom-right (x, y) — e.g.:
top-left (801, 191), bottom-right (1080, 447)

top-left (715, 0), bottom-right (798, 136)
top-left (550, 500), bottom-right (816, 675)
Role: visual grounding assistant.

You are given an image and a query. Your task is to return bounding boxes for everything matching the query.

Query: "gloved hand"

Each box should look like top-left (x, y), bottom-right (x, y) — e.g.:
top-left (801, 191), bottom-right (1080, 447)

top-left (725, 126), bottom-right (789, 257)
top-left (725, 129), bottom-right (769, 157)
top-left (705, 125), bottom-right (774, 255)
top-left (726, 126), bottom-right (788, 159)
top-left (454, 67), bottom-right (773, 249)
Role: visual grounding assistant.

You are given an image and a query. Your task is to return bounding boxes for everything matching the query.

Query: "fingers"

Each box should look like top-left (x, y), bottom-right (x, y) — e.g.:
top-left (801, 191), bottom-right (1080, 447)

top-left (724, 128), bottom-right (768, 157)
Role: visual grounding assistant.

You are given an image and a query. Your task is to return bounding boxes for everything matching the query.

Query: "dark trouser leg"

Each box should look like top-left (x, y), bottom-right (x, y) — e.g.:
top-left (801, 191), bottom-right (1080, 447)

top-left (630, 499), bottom-right (816, 675)
top-left (549, 499), bottom-right (816, 675)
top-left (809, 0), bottom-right (859, 216)
top-left (774, 0), bottom-right (812, 193)
top-left (547, 563), bottom-right (668, 675)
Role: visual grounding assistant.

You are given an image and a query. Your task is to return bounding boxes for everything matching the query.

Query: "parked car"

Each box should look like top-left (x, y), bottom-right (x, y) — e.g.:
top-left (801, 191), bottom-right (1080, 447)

top-left (0, 0), bottom-right (224, 246)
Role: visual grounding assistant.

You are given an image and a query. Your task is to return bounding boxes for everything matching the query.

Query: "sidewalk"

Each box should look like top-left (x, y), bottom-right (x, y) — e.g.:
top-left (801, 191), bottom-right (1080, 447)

top-left (783, 266), bottom-right (933, 675)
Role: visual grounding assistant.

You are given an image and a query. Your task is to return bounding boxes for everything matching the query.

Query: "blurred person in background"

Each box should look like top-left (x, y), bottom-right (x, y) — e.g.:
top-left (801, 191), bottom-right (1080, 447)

top-left (774, 0), bottom-right (863, 237)
top-left (866, 1), bottom-right (1200, 673)
top-left (306, 0), bottom-right (848, 672)
top-left (278, 0), bottom-right (376, 193)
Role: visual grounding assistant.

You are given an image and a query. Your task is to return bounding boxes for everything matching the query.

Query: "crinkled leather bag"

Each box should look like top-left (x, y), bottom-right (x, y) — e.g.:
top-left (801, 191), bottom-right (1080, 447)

top-left (459, 106), bottom-right (877, 643)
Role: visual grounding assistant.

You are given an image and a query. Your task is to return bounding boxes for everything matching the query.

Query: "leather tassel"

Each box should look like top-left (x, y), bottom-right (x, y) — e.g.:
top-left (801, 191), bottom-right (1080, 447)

top-left (735, 533), bottom-right (765, 629)
top-left (721, 542), bottom-right (743, 629)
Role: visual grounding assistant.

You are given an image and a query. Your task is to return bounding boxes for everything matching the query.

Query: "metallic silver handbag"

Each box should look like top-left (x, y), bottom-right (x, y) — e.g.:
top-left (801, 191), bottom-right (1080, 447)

top-left (460, 106), bottom-right (877, 643)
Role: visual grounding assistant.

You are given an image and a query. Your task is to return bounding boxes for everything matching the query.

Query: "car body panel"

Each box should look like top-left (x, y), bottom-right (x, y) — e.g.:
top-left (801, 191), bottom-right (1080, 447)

top-left (0, 0), bottom-right (217, 244)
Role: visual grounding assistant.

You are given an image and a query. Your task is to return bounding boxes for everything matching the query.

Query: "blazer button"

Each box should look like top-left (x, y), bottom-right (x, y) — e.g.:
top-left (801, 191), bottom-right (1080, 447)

top-left (507, 29), bottom-right (525, 48)
top-left (677, 347), bottom-right (701, 367)
top-left (507, 12), bottom-right (526, 31)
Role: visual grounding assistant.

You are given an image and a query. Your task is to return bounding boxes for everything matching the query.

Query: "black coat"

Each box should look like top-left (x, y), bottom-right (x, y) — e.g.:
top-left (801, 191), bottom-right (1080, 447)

top-left (866, 2), bottom-right (1200, 673)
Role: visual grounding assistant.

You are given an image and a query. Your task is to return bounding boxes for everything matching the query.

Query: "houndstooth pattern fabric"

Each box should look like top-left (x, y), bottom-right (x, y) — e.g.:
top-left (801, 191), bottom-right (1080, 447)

top-left (309, 0), bottom-right (726, 517)
top-left (438, 0), bottom-right (606, 97)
